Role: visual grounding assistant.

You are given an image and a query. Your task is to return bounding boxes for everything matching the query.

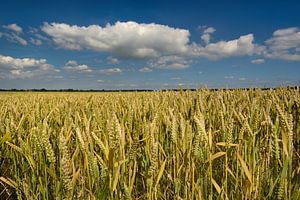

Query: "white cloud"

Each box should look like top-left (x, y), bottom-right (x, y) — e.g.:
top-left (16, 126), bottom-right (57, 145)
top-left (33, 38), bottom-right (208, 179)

top-left (273, 27), bottom-right (298, 37)
top-left (42, 21), bottom-right (190, 59)
top-left (201, 27), bottom-right (216, 44)
top-left (0, 54), bottom-right (59, 79)
top-left (251, 58), bottom-right (265, 64)
top-left (149, 55), bottom-right (191, 69)
top-left (97, 79), bottom-right (105, 83)
top-left (224, 76), bottom-right (234, 79)
top-left (30, 38), bottom-right (42, 46)
top-left (63, 60), bottom-right (93, 73)
top-left (107, 56), bottom-right (119, 64)
top-left (238, 77), bottom-right (246, 81)
top-left (192, 34), bottom-right (264, 60)
top-left (28, 27), bottom-right (49, 45)
top-left (63, 60), bottom-right (122, 75)
top-left (99, 68), bottom-right (122, 75)
top-left (1, 32), bottom-right (27, 45)
top-left (29, 28), bottom-right (49, 41)
top-left (53, 75), bottom-right (64, 79)
top-left (3, 24), bottom-right (23, 34)
top-left (139, 67), bottom-right (153, 72)
top-left (170, 77), bottom-right (182, 80)
top-left (264, 27), bottom-right (300, 61)
top-left (39, 22), bottom-right (300, 63)
top-left (12, 34), bottom-right (27, 45)
top-left (203, 27), bottom-right (216, 34)
top-left (35, 33), bottom-right (49, 41)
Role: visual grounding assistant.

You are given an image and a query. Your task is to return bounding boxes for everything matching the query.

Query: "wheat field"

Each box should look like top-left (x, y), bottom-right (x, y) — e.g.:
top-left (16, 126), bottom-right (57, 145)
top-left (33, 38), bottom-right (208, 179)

top-left (0, 88), bottom-right (299, 199)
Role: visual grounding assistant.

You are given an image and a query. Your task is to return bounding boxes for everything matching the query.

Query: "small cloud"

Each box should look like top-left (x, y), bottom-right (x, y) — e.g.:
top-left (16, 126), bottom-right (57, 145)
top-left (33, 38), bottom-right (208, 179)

top-left (0, 54), bottom-right (58, 79)
top-left (170, 77), bottom-right (182, 80)
top-left (28, 27), bottom-right (39, 34)
top-left (3, 23), bottom-right (23, 34)
top-left (99, 68), bottom-right (122, 75)
top-left (28, 27), bottom-right (49, 44)
top-left (1, 32), bottom-right (28, 45)
top-left (107, 56), bottom-right (119, 64)
top-left (203, 27), bottom-right (216, 34)
top-left (198, 71), bottom-right (203, 74)
top-left (139, 67), bottom-right (152, 72)
top-left (149, 56), bottom-right (191, 69)
top-left (238, 77), bottom-right (246, 81)
top-left (30, 38), bottom-right (42, 46)
top-left (53, 75), bottom-right (64, 79)
top-left (35, 33), bottom-right (49, 41)
top-left (47, 75), bottom-right (63, 79)
top-left (63, 60), bottom-right (93, 73)
top-left (97, 79), bottom-right (105, 83)
top-left (251, 58), bottom-right (265, 64)
top-left (192, 34), bottom-right (264, 60)
top-left (224, 76), bottom-right (234, 79)
top-left (201, 27), bottom-right (216, 44)
top-left (264, 27), bottom-right (300, 61)
top-left (12, 34), bottom-right (27, 45)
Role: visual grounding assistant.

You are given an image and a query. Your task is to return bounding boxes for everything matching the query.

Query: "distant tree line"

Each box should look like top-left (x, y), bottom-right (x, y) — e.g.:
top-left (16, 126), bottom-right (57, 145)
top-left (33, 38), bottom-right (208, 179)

top-left (0, 86), bottom-right (298, 92)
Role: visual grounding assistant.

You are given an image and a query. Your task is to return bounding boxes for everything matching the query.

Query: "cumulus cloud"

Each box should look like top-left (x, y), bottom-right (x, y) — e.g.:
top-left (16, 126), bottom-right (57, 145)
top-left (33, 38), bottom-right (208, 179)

top-left (41, 21), bottom-right (275, 62)
top-left (139, 67), bottom-right (153, 72)
top-left (0, 54), bottom-right (59, 79)
top-left (3, 24), bottom-right (23, 34)
top-left (149, 55), bottom-right (191, 69)
top-left (107, 56), bottom-right (119, 64)
top-left (42, 21), bottom-right (190, 59)
top-left (63, 60), bottom-right (93, 73)
top-left (264, 27), bottom-right (300, 61)
top-left (196, 26), bottom-right (264, 60)
top-left (201, 27), bottom-right (216, 44)
top-left (99, 68), bottom-right (122, 75)
top-left (251, 58), bottom-right (265, 64)
top-left (192, 34), bottom-right (264, 60)
top-left (38, 22), bottom-right (300, 64)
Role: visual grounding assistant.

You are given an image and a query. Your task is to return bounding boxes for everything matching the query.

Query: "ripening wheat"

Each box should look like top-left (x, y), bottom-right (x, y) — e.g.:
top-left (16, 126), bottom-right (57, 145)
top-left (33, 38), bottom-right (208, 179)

top-left (0, 88), bottom-right (299, 199)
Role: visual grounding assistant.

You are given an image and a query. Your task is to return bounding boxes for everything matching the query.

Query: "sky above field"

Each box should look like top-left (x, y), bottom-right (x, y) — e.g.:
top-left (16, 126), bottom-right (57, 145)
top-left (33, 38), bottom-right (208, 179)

top-left (0, 0), bottom-right (300, 89)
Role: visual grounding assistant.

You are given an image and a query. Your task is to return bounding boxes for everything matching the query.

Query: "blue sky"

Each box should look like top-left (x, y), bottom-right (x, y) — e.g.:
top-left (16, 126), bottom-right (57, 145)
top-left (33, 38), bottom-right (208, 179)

top-left (0, 0), bottom-right (299, 89)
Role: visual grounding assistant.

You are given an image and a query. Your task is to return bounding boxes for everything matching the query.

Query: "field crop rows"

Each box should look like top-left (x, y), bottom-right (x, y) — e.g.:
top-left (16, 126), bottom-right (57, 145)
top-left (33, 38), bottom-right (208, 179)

top-left (0, 88), bottom-right (299, 199)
